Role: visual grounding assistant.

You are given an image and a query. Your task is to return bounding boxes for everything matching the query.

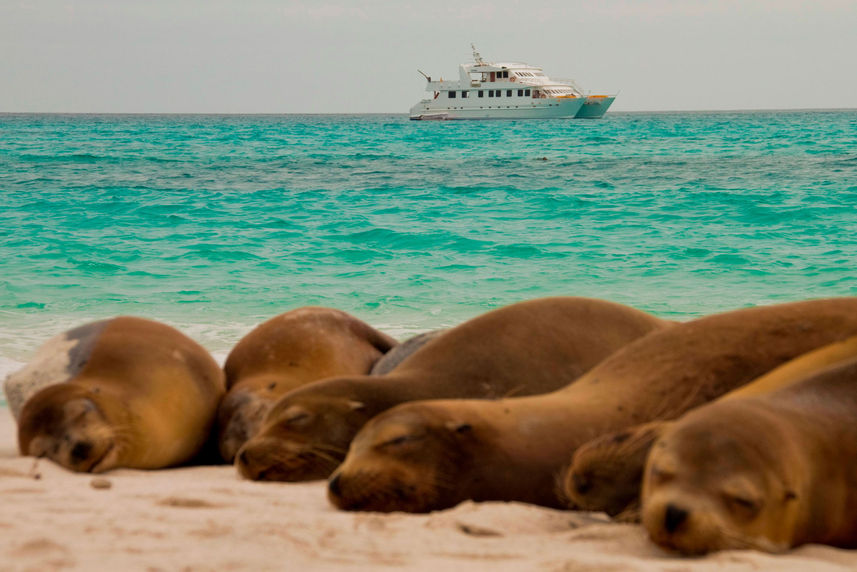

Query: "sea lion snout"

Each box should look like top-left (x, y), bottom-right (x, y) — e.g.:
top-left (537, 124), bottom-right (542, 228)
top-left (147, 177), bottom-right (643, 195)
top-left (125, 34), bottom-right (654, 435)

top-left (663, 503), bottom-right (689, 533)
top-left (571, 472), bottom-right (591, 496)
top-left (235, 436), bottom-right (335, 481)
top-left (70, 440), bottom-right (94, 464)
top-left (327, 472), bottom-right (343, 499)
top-left (643, 496), bottom-right (704, 553)
top-left (217, 391), bottom-right (272, 462)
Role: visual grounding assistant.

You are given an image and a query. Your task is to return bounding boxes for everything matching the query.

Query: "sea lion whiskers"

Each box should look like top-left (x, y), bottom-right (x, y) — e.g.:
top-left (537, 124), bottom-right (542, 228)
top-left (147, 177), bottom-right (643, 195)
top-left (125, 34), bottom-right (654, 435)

top-left (331, 466), bottom-right (445, 513)
top-left (305, 440), bottom-right (349, 457)
top-left (297, 446), bottom-right (341, 468)
top-left (712, 521), bottom-right (788, 553)
top-left (28, 455), bottom-right (43, 479)
top-left (502, 385), bottom-right (527, 398)
top-left (237, 436), bottom-right (345, 481)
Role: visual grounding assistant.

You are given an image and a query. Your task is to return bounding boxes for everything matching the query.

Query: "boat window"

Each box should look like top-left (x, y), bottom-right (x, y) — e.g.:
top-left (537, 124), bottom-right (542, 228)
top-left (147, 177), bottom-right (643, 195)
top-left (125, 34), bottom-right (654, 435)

top-left (525, 89), bottom-right (531, 96)
top-left (478, 90), bottom-right (484, 98)
top-left (449, 91), bottom-right (456, 98)
top-left (517, 89), bottom-right (523, 97)
top-left (488, 90), bottom-right (493, 97)
top-left (507, 90), bottom-right (512, 97)
top-left (462, 90), bottom-right (468, 98)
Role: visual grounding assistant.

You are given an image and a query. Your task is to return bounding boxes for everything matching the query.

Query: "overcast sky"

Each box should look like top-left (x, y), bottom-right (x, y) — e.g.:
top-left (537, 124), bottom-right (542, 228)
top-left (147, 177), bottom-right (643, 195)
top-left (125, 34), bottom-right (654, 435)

top-left (2, 0), bottom-right (856, 113)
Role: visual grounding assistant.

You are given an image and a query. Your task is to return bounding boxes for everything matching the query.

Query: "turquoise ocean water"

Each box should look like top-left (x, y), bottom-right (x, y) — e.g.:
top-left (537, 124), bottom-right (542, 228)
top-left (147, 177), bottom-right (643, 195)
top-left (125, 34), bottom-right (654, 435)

top-left (1, 110), bottom-right (856, 389)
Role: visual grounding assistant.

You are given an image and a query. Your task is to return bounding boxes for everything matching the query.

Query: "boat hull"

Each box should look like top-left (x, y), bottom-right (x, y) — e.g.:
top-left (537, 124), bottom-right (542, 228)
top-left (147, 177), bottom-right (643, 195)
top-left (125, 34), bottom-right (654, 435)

top-left (574, 96), bottom-right (615, 119)
top-left (409, 96), bottom-right (586, 120)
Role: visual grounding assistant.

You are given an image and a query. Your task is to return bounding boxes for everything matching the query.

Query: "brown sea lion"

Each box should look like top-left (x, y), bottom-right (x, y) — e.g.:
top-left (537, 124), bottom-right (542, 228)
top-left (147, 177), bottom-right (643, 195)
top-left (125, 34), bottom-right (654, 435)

top-left (642, 357), bottom-right (857, 554)
top-left (563, 334), bottom-right (857, 519)
top-left (327, 297), bottom-right (857, 513)
top-left (216, 307), bottom-right (397, 462)
top-left (17, 316), bottom-right (224, 473)
top-left (236, 297), bottom-right (672, 481)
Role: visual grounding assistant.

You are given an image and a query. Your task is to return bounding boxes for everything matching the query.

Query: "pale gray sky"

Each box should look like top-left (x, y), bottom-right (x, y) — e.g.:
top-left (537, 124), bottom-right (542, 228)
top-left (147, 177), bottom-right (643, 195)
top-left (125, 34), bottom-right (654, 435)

top-left (2, 0), bottom-right (856, 113)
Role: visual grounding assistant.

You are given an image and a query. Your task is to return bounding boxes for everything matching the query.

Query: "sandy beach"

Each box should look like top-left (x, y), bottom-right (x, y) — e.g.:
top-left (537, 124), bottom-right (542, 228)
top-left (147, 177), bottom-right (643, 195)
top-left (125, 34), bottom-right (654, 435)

top-left (0, 408), bottom-right (855, 571)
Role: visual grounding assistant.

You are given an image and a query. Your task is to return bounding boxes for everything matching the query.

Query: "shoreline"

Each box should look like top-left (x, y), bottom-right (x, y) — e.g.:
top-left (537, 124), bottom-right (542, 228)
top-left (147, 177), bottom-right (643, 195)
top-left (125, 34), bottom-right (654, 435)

top-left (1, 406), bottom-right (855, 570)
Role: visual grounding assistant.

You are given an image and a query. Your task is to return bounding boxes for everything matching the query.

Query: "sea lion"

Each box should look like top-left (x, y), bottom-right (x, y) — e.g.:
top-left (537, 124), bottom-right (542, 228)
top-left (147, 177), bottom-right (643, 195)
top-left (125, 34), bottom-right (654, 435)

top-left (641, 357), bottom-right (857, 554)
top-left (217, 307), bottom-right (397, 462)
top-left (236, 297), bottom-right (672, 481)
top-left (17, 316), bottom-right (224, 473)
top-left (369, 330), bottom-right (446, 375)
top-left (327, 297), bottom-right (857, 513)
top-left (563, 334), bottom-right (857, 519)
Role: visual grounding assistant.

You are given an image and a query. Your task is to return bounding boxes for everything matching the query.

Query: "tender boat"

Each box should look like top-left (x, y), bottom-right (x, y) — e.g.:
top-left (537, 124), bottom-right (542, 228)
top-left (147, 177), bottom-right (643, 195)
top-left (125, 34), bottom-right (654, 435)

top-left (409, 45), bottom-right (615, 120)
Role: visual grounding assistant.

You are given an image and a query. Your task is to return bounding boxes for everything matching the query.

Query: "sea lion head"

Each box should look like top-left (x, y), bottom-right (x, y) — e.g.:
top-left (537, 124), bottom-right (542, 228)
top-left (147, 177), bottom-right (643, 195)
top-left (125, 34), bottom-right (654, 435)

top-left (234, 390), bottom-right (371, 482)
top-left (17, 384), bottom-right (122, 473)
top-left (564, 421), bottom-right (669, 517)
top-left (217, 375), bottom-right (290, 462)
top-left (641, 403), bottom-right (801, 555)
top-left (327, 403), bottom-right (477, 513)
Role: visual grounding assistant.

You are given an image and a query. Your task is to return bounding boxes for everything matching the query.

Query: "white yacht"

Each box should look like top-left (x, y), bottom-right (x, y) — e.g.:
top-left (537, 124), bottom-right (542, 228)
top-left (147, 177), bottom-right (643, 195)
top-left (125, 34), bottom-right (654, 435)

top-left (409, 46), bottom-right (615, 120)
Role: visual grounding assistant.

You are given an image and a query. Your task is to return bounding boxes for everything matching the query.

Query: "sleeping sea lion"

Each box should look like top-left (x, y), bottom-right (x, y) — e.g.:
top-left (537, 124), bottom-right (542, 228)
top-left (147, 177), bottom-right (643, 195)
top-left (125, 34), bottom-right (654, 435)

top-left (217, 307), bottom-right (397, 461)
top-left (327, 297), bottom-right (857, 513)
top-left (17, 316), bottom-right (224, 472)
top-left (564, 334), bottom-right (857, 519)
top-left (642, 357), bottom-right (857, 554)
top-left (236, 297), bottom-right (671, 481)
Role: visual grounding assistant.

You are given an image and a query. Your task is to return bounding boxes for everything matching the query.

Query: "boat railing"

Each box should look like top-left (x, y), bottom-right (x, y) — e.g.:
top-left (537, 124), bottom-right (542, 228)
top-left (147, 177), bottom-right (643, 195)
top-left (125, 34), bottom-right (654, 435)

top-left (553, 78), bottom-right (587, 95)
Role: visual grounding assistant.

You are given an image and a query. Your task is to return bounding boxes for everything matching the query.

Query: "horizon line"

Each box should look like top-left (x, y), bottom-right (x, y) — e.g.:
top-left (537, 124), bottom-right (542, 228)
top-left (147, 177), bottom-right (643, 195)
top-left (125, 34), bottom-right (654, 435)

top-left (1, 107), bottom-right (856, 117)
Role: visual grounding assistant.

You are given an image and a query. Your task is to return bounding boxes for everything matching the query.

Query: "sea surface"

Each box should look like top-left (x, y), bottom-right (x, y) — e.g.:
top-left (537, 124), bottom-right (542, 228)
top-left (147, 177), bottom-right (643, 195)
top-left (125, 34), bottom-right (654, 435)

top-left (1, 110), bottom-right (856, 394)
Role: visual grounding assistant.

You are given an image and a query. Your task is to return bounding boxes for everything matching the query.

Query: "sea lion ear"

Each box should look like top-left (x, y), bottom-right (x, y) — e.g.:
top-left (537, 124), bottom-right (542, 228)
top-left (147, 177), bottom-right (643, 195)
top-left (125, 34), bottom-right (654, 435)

top-left (347, 400), bottom-right (366, 411)
top-left (445, 422), bottom-right (473, 434)
top-left (784, 490), bottom-right (798, 502)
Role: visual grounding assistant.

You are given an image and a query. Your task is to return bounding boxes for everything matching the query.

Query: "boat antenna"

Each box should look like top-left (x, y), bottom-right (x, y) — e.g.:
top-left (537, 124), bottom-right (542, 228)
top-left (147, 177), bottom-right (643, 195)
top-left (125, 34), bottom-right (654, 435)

top-left (471, 44), bottom-right (485, 65)
top-left (417, 69), bottom-right (431, 82)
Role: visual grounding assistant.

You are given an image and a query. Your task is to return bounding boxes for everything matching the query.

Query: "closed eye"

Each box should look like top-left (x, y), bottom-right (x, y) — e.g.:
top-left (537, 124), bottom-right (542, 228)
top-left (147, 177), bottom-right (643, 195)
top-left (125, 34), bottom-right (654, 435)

top-left (286, 412), bottom-right (310, 425)
top-left (648, 465), bottom-right (674, 485)
top-left (724, 494), bottom-right (761, 517)
top-left (380, 434), bottom-right (423, 448)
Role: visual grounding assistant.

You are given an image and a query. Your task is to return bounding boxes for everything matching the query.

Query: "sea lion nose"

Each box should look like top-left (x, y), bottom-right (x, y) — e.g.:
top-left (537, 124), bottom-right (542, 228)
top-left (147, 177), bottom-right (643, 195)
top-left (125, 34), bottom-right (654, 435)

top-left (664, 503), bottom-right (689, 533)
top-left (572, 472), bottom-right (591, 495)
top-left (328, 473), bottom-right (343, 498)
top-left (70, 440), bottom-right (93, 464)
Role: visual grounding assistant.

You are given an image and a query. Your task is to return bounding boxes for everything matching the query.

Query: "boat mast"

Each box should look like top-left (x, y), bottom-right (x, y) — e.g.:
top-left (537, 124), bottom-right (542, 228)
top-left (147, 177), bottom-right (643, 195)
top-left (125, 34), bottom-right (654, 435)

top-left (471, 44), bottom-right (485, 66)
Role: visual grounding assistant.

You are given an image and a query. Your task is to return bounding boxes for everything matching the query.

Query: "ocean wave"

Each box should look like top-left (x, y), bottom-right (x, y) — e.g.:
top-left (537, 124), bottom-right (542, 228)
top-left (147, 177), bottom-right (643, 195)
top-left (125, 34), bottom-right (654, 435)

top-left (2, 111), bottom-right (856, 366)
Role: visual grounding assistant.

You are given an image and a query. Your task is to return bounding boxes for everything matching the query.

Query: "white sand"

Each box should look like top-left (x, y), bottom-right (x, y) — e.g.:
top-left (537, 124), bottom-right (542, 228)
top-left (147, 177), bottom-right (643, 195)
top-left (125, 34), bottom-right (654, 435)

top-left (1, 408), bottom-right (855, 571)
